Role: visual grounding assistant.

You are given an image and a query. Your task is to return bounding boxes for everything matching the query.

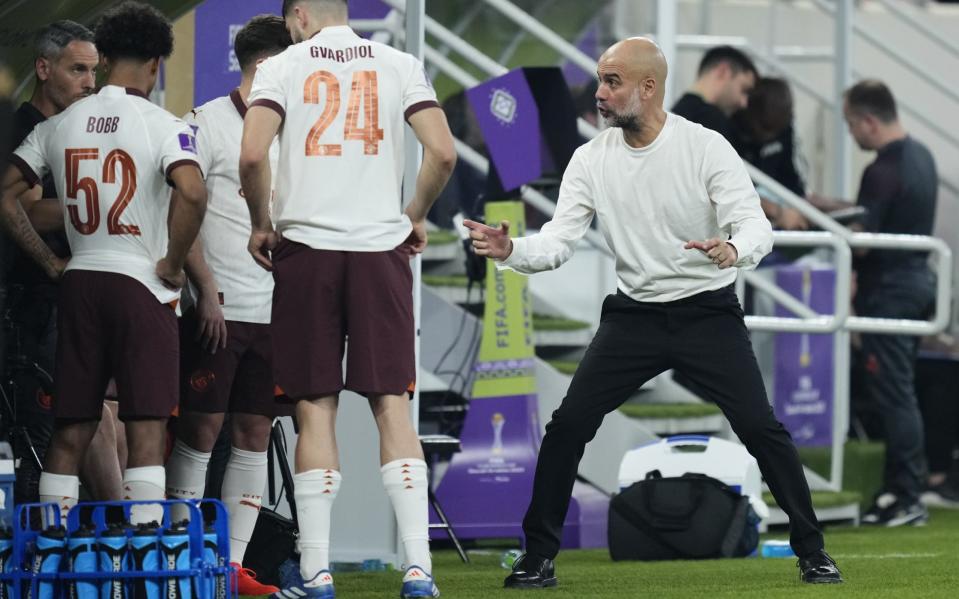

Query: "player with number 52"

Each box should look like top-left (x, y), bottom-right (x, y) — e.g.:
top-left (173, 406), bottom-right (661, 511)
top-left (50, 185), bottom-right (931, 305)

top-left (239, 1), bottom-right (456, 598)
top-left (0, 1), bottom-right (207, 527)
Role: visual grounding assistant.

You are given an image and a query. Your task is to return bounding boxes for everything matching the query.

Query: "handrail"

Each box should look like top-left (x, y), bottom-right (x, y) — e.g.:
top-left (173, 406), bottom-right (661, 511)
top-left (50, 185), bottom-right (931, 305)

top-left (873, 0), bottom-right (959, 61)
top-left (743, 231), bottom-right (851, 334)
top-left (811, 0), bottom-right (959, 108)
top-left (844, 233), bottom-right (953, 335)
top-left (482, 0), bottom-right (599, 75)
top-left (746, 165), bottom-right (850, 239)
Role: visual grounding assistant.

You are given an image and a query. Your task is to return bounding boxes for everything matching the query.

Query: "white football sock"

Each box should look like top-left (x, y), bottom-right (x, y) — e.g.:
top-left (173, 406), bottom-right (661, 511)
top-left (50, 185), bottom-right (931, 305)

top-left (123, 466), bottom-right (166, 525)
top-left (221, 446), bottom-right (267, 565)
top-left (39, 472), bottom-right (79, 527)
top-left (164, 439), bottom-right (211, 522)
top-left (294, 468), bottom-right (341, 585)
top-left (382, 459), bottom-right (430, 573)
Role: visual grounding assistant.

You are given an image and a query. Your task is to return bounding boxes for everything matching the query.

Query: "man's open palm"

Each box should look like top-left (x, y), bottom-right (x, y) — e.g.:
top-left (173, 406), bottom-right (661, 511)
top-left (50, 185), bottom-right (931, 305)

top-left (463, 219), bottom-right (512, 260)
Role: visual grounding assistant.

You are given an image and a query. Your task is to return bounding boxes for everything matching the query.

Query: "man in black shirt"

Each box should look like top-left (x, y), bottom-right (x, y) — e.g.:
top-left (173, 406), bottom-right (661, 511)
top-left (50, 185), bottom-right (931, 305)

top-left (843, 80), bottom-right (937, 526)
top-left (673, 46), bottom-right (807, 231)
top-left (672, 46), bottom-right (755, 145)
top-left (3, 20), bottom-right (124, 506)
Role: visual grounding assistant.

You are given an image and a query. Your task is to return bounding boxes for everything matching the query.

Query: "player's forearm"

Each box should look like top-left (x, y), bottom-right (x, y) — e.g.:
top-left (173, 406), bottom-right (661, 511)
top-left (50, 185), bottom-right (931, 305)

top-left (26, 198), bottom-right (64, 233)
top-left (240, 159), bottom-right (272, 231)
top-left (405, 145), bottom-right (456, 223)
top-left (184, 236), bottom-right (217, 296)
top-left (1, 187), bottom-right (60, 276)
top-left (167, 187), bottom-right (207, 271)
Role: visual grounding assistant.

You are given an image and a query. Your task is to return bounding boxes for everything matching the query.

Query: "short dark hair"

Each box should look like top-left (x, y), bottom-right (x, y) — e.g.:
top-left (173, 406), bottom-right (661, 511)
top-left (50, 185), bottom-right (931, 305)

top-left (282, 0), bottom-right (348, 17)
top-left (234, 15), bottom-right (292, 71)
top-left (845, 79), bottom-right (897, 123)
top-left (95, 1), bottom-right (173, 62)
top-left (697, 45), bottom-right (757, 78)
top-left (35, 20), bottom-right (94, 60)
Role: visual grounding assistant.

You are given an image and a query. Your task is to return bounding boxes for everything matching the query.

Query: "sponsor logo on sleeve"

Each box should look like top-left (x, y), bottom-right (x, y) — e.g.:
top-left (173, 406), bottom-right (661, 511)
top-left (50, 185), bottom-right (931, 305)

top-left (178, 132), bottom-right (198, 154)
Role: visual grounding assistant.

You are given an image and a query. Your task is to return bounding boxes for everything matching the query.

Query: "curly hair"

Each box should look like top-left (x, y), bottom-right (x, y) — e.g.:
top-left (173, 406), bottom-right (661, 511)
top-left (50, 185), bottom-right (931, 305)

top-left (95, 1), bottom-right (173, 62)
top-left (234, 15), bottom-right (292, 72)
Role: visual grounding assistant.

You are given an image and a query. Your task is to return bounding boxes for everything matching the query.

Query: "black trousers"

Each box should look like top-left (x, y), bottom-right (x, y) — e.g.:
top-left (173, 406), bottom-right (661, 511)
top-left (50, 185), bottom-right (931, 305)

top-left (856, 268), bottom-right (935, 504)
top-left (523, 286), bottom-right (824, 559)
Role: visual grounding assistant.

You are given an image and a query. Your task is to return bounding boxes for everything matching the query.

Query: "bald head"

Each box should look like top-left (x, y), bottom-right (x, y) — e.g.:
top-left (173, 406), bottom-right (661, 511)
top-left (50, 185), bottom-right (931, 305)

top-left (598, 37), bottom-right (668, 104)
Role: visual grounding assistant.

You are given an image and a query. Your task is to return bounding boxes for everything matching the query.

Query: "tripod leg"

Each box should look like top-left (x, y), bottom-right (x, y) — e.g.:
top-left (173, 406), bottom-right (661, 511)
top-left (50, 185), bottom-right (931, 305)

top-left (271, 421), bottom-right (299, 528)
top-left (429, 486), bottom-right (469, 563)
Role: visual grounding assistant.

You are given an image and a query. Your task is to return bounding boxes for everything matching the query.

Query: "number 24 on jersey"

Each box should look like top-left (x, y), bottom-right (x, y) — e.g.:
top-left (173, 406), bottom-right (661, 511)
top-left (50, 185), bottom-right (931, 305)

top-left (304, 70), bottom-right (384, 157)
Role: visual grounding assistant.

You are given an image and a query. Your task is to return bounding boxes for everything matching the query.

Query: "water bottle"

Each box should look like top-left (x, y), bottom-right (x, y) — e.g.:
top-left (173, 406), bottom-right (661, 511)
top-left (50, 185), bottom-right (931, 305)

top-left (499, 549), bottom-right (523, 570)
top-left (129, 524), bottom-right (160, 599)
top-left (68, 527), bottom-right (100, 599)
top-left (30, 526), bottom-right (66, 599)
top-left (98, 525), bottom-right (128, 599)
top-left (159, 524), bottom-right (191, 599)
top-left (0, 527), bottom-right (13, 599)
top-left (197, 526), bottom-right (224, 599)
top-left (760, 539), bottom-right (795, 558)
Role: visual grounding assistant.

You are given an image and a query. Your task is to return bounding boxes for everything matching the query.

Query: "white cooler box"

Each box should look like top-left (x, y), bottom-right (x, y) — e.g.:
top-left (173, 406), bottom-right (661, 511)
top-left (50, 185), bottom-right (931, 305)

top-left (617, 435), bottom-right (769, 523)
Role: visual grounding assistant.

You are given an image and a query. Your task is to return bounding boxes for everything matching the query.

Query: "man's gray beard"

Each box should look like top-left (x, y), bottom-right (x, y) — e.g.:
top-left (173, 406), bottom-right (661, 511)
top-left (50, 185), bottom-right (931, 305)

top-left (606, 112), bottom-right (642, 132)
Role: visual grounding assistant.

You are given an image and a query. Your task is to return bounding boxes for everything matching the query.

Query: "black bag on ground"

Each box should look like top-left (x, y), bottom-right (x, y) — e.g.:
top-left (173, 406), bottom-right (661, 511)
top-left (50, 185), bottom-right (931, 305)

top-left (608, 471), bottom-right (759, 561)
top-left (241, 420), bottom-right (299, 585)
top-left (244, 508), bottom-right (298, 585)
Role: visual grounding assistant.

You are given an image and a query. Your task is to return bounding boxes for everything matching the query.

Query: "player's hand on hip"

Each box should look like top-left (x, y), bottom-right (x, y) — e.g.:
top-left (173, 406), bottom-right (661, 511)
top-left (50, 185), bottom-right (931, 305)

top-left (249, 227), bottom-right (279, 271)
top-left (400, 219), bottom-right (428, 255)
top-left (684, 237), bottom-right (738, 269)
top-left (196, 289), bottom-right (228, 354)
top-left (463, 219), bottom-right (513, 260)
top-left (44, 256), bottom-right (68, 281)
top-left (156, 257), bottom-right (186, 290)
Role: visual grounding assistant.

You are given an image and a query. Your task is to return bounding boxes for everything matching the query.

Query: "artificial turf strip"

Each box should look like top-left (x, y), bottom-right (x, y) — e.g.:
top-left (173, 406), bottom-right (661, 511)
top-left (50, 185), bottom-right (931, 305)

top-left (618, 402), bottom-right (723, 419)
top-left (264, 508), bottom-right (959, 598)
top-left (428, 230), bottom-right (459, 245)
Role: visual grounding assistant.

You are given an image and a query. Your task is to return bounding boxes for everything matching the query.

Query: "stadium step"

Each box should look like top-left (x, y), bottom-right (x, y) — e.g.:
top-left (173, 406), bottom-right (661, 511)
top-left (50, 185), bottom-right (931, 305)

top-left (763, 490), bottom-right (862, 527)
top-left (616, 401), bottom-right (725, 436)
top-left (423, 230), bottom-right (461, 262)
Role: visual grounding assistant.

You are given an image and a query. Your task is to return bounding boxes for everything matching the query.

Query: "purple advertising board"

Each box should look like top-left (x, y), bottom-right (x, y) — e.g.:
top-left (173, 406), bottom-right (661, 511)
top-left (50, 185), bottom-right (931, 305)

top-left (465, 69), bottom-right (543, 192)
top-left (193, 0), bottom-right (391, 107)
top-left (773, 267), bottom-right (836, 447)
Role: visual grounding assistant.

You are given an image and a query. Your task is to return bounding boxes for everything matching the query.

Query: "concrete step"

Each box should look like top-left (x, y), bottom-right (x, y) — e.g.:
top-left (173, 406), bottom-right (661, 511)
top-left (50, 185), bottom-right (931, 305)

top-left (423, 231), bottom-right (460, 262)
top-left (763, 490), bottom-right (861, 526)
top-left (617, 402), bottom-right (725, 435)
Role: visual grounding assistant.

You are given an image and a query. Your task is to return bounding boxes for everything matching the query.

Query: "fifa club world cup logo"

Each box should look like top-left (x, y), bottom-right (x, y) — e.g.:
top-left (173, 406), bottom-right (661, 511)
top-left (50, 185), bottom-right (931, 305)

top-left (491, 413), bottom-right (505, 454)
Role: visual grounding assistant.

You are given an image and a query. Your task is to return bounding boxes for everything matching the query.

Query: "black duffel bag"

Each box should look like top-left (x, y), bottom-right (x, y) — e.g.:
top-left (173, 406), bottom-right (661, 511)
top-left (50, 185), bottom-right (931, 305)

top-left (608, 471), bottom-right (759, 561)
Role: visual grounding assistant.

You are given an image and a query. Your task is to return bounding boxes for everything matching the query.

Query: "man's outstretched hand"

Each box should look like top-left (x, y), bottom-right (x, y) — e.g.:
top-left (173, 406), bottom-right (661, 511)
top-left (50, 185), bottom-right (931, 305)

top-left (463, 219), bottom-right (513, 260)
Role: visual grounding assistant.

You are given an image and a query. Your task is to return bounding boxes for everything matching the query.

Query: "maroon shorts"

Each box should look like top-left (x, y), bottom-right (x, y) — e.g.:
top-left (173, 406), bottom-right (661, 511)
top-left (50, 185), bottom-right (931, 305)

top-left (55, 270), bottom-right (178, 421)
top-left (179, 310), bottom-right (292, 417)
top-left (270, 240), bottom-right (415, 399)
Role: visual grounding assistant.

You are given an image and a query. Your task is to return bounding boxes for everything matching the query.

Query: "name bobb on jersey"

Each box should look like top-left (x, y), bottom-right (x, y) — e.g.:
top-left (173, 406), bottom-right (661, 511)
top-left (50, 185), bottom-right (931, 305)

top-left (12, 85), bottom-right (200, 303)
top-left (247, 25), bottom-right (439, 251)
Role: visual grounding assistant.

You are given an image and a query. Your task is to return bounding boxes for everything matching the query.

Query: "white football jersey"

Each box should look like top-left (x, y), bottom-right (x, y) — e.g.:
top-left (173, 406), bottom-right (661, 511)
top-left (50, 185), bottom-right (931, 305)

top-left (247, 25), bottom-right (439, 251)
top-left (12, 85), bottom-right (200, 304)
top-left (180, 90), bottom-right (278, 323)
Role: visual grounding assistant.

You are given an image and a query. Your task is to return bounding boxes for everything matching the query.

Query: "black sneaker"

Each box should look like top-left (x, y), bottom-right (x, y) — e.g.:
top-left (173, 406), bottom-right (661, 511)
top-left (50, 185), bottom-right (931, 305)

top-left (798, 550), bottom-right (843, 584)
top-left (862, 493), bottom-right (929, 527)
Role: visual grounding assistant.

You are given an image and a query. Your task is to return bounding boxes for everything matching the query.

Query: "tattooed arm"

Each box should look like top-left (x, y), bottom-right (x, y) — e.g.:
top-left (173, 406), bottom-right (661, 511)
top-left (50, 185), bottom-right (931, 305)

top-left (0, 165), bottom-right (65, 279)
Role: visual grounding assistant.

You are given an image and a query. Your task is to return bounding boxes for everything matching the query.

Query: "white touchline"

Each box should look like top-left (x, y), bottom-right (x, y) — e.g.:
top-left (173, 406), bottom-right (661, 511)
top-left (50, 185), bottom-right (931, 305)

top-left (837, 552), bottom-right (940, 559)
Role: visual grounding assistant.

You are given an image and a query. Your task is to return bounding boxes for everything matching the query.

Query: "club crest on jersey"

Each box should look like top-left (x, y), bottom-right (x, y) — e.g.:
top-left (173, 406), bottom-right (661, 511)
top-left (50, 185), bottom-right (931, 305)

top-left (178, 132), bottom-right (198, 154)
